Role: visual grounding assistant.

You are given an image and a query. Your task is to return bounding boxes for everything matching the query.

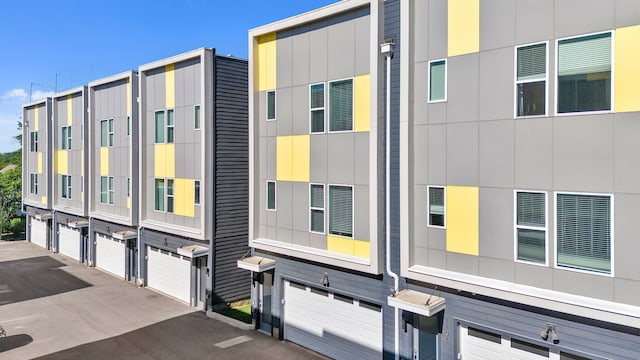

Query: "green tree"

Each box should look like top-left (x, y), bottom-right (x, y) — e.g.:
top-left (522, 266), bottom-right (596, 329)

top-left (0, 167), bottom-right (22, 239)
top-left (15, 119), bottom-right (22, 146)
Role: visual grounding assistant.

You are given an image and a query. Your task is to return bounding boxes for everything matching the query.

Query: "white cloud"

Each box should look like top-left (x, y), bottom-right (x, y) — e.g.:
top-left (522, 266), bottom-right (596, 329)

top-left (1, 88), bottom-right (27, 100)
top-left (30, 90), bottom-right (54, 101)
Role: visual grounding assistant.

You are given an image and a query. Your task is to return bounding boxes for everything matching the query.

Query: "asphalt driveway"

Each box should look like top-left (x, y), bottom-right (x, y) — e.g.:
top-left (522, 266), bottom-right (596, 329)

top-left (0, 241), bottom-right (324, 360)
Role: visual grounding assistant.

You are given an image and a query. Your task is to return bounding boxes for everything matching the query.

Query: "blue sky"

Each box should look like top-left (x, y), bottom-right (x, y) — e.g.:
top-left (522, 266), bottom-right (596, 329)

top-left (0, 0), bottom-right (339, 153)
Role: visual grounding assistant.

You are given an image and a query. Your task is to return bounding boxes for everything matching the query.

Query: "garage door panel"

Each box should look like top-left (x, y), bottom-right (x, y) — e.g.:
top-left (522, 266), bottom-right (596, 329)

top-left (96, 234), bottom-right (125, 279)
top-left (459, 325), bottom-right (549, 360)
top-left (58, 225), bottom-right (80, 261)
top-left (147, 246), bottom-right (191, 304)
top-left (284, 280), bottom-right (382, 360)
top-left (31, 218), bottom-right (47, 248)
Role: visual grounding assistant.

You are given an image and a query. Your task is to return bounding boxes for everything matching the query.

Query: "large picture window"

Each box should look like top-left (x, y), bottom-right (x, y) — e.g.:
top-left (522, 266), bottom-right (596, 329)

top-left (328, 185), bottom-right (353, 238)
top-left (329, 79), bottom-right (353, 132)
top-left (557, 32), bottom-right (611, 114)
top-left (516, 43), bottom-right (546, 116)
top-left (556, 193), bottom-right (612, 274)
top-left (515, 191), bottom-right (546, 264)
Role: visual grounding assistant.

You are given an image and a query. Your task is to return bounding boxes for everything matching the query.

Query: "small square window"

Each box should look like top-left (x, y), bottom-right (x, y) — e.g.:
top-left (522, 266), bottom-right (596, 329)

top-left (267, 91), bottom-right (276, 121)
top-left (428, 59), bottom-right (447, 102)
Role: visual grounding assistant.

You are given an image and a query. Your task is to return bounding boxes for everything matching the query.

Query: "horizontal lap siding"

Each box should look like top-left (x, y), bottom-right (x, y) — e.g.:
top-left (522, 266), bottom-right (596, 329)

top-left (213, 55), bottom-right (250, 303)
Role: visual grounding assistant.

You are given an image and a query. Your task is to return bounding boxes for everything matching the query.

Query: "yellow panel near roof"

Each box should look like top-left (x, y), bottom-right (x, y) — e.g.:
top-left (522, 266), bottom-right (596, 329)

top-left (354, 74), bottom-right (371, 132)
top-left (448, 0), bottom-right (479, 57)
top-left (154, 143), bottom-right (175, 178)
top-left (67, 94), bottom-right (73, 125)
top-left (615, 25), bottom-right (640, 113)
top-left (34, 104), bottom-right (39, 131)
top-left (100, 148), bottom-right (109, 176)
top-left (55, 150), bottom-right (68, 174)
top-left (37, 153), bottom-right (43, 174)
top-left (277, 135), bottom-right (309, 182)
top-left (327, 236), bottom-right (370, 260)
top-left (165, 64), bottom-right (175, 109)
top-left (174, 178), bottom-right (195, 217)
top-left (446, 186), bottom-right (479, 256)
top-left (126, 78), bottom-right (132, 116)
top-left (257, 32), bottom-right (276, 91)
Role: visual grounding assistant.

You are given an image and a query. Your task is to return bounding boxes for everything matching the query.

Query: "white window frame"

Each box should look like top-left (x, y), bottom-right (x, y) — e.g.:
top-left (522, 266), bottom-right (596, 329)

top-left (153, 178), bottom-right (175, 213)
top-left (553, 191), bottom-right (614, 277)
top-left (309, 82), bottom-right (326, 134)
top-left (108, 119), bottom-right (114, 147)
top-left (154, 110), bottom-right (165, 144)
top-left (108, 176), bottom-right (114, 205)
top-left (514, 41), bottom-right (549, 118)
top-left (266, 90), bottom-right (276, 121)
top-left (100, 119), bottom-right (109, 147)
top-left (327, 77), bottom-right (354, 133)
top-left (513, 190), bottom-right (548, 267)
top-left (427, 186), bottom-right (446, 229)
top-left (554, 31), bottom-right (614, 117)
top-left (327, 184), bottom-right (354, 239)
top-left (30, 173), bottom-right (38, 194)
top-left (427, 59), bottom-right (447, 103)
top-left (30, 131), bottom-right (38, 152)
top-left (166, 109), bottom-right (175, 144)
top-left (61, 174), bottom-right (72, 199)
top-left (309, 183), bottom-right (325, 234)
top-left (266, 180), bottom-right (276, 211)
top-left (194, 104), bottom-right (201, 130)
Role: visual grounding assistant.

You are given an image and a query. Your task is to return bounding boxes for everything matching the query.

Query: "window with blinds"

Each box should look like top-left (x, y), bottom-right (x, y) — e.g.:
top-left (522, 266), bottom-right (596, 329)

top-left (428, 186), bottom-right (445, 227)
top-left (516, 42), bottom-right (546, 117)
top-left (516, 191), bottom-right (546, 264)
top-left (429, 59), bottom-right (447, 102)
top-left (556, 193), bottom-right (611, 274)
top-left (267, 181), bottom-right (276, 211)
top-left (329, 185), bottom-right (353, 237)
top-left (309, 184), bottom-right (325, 233)
top-left (329, 79), bottom-right (353, 132)
top-left (267, 90), bottom-right (276, 121)
top-left (310, 83), bottom-right (325, 133)
top-left (557, 32), bottom-right (611, 113)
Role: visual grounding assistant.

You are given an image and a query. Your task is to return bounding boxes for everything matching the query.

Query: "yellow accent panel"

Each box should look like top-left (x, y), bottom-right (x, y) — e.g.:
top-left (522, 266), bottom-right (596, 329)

top-left (354, 74), bottom-right (370, 132)
top-left (445, 186), bottom-right (479, 256)
top-left (165, 64), bottom-right (175, 109)
top-left (174, 178), bottom-right (195, 217)
top-left (276, 135), bottom-right (309, 182)
top-left (41, 196), bottom-right (47, 204)
top-left (67, 94), bottom-right (73, 125)
top-left (327, 236), bottom-right (370, 259)
top-left (615, 25), bottom-right (640, 112)
top-left (37, 153), bottom-right (43, 173)
top-left (448, 0), bottom-right (479, 57)
top-left (34, 104), bottom-right (39, 131)
top-left (126, 78), bottom-right (132, 116)
top-left (257, 32), bottom-right (276, 91)
top-left (55, 150), bottom-right (68, 174)
top-left (154, 144), bottom-right (175, 178)
top-left (100, 148), bottom-right (109, 176)
top-left (127, 197), bottom-right (131, 209)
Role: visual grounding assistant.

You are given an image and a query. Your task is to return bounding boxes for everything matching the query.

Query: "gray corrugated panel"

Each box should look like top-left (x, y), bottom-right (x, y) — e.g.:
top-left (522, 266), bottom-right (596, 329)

top-left (212, 55), bottom-right (250, 304)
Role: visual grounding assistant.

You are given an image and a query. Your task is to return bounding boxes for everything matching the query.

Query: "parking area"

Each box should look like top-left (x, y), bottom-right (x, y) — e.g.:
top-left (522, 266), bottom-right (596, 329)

top-left (0, 241), bottom-right (324, 360)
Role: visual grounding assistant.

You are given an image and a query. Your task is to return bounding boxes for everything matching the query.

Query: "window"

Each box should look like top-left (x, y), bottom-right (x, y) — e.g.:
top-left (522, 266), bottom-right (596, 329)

top-left (309, 184), bottom-right (325, 233)
top-left (556, 193), bottom-right (612, 274)
top-left (108, 177), bottom-right (114, 205)
top-left (329, 79), bottom-right (353, 132)
top-left (428, 59), bottom-right (447, 102)
top-left (557, 32), bottom-right (611, 114)
top-left (61, 126), bottom-right (71, 150)
top-left (266, 91), bottom-right (276, 121)
top-left (100, 176), bottom-right (114, 205)
top-left (127, 177), bottom-right (131, 197)
top-left (167, 109), bottom-right (174, 143)
top-left (266, 181), bottom-right (276, 211)
top-left (154, 178), bottom-right (175, 213)
top-left (154, 179), bottom-right (165, 211)
top-left (516, 191), bottom-right (547, 264)
top-left (516, 42), bottom-right (547, 116)
top-left (428, 186), bottom-right (445, 228)
top-left (30, 131), bottom-right (38, 152)
top-left (310, 83), bottom-right (325, 133)
top-left (194, 180), bottom-right (200, 205)
top-left (127, 116), bottom-right (131, 136)
top-left (328, 185), bottom-right (353, 237)
top-left (194, 105), bottom-right (201, 129)
top-left (61, 175), bottom-right (72, 199)
top-left (108, 119), bottom-right (114, 146)
top-left (154, 111), bottom-right (165, 143)
top-left (166, 179), bottom-right (174, 213)
top-left (30, 174), bottom-right (38, 194)
top-left (100, 119), bottom-right (114, 147)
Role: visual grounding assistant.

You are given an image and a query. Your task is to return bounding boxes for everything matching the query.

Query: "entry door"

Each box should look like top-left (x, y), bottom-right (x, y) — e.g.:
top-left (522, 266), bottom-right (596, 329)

top-left (414, 325), bottom-right (438, 360)
top-left (195, 256), bottom-right (208, 309)
top-left (258, 271), bottom-right (273, 334)
top-left (127, 239), bottom-right (137, 283)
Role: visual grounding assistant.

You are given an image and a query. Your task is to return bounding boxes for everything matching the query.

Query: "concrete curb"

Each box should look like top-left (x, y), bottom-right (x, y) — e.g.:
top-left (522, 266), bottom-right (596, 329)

top-left (206, 310), bottom-right (255, 331)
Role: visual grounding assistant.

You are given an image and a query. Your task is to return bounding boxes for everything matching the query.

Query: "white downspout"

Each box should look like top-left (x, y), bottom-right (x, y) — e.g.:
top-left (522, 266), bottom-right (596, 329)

top-left (381, 40), bottom-right (400, 360)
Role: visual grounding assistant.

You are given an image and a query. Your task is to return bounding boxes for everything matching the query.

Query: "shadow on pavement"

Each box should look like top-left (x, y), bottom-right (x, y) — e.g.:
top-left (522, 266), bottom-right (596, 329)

top-left (0, 334), bottom-right (34, 353)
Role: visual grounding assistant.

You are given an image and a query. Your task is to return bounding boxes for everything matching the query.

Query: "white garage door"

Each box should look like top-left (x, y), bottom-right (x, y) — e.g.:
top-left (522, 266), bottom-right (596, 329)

top-left (30, 217), bottom-right (47, 249)
top-left (147, 246), bottom-right (191, 304)
top-left (459, 324), bottom-right (551, 360)
top-left (58, 224), bottom-right (81, 261)
top-left (283, 280), bottom-right (382, 360)
top-left (96, 234), bottom-right (126, 279)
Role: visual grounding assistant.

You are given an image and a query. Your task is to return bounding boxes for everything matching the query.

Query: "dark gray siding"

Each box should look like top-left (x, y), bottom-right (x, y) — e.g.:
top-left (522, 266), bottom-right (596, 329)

top-left (213, 55), bottom-right (250, 304)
